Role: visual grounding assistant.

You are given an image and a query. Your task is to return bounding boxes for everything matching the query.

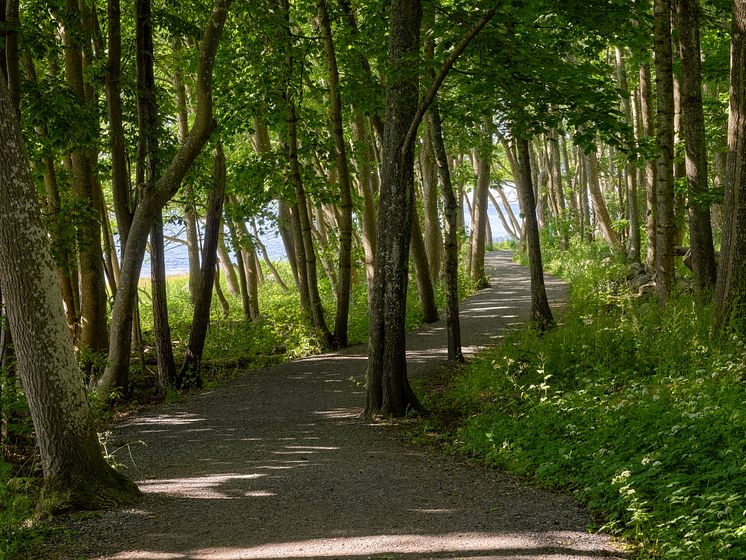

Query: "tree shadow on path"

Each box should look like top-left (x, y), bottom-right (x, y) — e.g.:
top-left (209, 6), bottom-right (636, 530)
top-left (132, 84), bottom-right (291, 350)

top-left (40, 251), bottom-right (626, 560)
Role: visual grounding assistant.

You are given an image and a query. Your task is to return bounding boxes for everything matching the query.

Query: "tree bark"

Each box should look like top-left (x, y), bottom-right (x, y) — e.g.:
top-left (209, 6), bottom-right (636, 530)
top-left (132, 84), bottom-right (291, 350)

top-left (654, 0), bottom-right (676, 304)
top-left (587, 146), bottom-right (622, 250)
top-left (318, 0), bottom-right (353, 348)
top-left (410, 208), bottom-right (439, 323)
top-left (217, 227), bottom-right (240, 295)
top-left (365, 0), bottom-right (423, 418)
top-left (97, 0), bottom-right (232, 398)
top-left (60, 1), bottom-right (109, 355)
top-left (714, 0), bottom-right (746, 332)
top-left (469, 118), bottom-right (493, 288)
top-left (615, 47), bottom-right (642, 263)
top-left (639, 58), bottom-right (658, 270)
top-left (0, 74), bottom-right (140, 509)
top-left (516, 137), bottom-right (554, 331)
top-left (676, 0), bottom-right (717, 297)
top-left (177, 144), bottom-right (226, 388)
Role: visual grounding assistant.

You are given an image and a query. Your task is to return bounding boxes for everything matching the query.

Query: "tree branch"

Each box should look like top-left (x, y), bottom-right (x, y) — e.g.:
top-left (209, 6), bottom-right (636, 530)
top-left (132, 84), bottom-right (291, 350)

top-left (401, 7), bottom-right (496, 157)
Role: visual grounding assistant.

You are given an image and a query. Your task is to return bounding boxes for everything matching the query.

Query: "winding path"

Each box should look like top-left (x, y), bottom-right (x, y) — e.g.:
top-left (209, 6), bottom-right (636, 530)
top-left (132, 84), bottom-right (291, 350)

top-left (42, 251), bottom-right (626, 560)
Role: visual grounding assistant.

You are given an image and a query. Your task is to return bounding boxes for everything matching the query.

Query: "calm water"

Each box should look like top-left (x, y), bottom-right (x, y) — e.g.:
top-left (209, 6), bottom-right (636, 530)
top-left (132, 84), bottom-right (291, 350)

top-left (140, 189), bottom-right (521, 277)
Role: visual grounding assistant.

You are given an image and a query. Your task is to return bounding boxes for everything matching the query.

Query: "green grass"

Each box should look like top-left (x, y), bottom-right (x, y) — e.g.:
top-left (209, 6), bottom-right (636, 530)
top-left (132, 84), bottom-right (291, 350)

top-left (413, 241), bottom-right (746, 559)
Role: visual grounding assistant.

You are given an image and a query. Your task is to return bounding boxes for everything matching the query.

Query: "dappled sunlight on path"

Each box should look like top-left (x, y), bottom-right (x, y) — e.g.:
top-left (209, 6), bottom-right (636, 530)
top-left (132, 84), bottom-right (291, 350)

top-left (41, 252), bottom-right (623, 560)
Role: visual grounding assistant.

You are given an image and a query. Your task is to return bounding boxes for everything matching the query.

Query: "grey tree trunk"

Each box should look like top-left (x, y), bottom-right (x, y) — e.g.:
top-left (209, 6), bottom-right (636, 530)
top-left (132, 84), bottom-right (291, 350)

top-left (654, 0), bottom-right (676, 304)
top-left (0, 75), bottom-right (140, 510)
top-left (469, 119), bottom-right (493, 288)
top-left (639, 58), bottom-right (658, 271)
top-left (410, 209), bottom-right (439, 323)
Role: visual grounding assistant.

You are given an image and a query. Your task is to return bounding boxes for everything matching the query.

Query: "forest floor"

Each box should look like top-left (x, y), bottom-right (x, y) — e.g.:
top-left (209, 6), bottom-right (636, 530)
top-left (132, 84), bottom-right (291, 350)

top-left (37, 251), bottom-right (628, 560)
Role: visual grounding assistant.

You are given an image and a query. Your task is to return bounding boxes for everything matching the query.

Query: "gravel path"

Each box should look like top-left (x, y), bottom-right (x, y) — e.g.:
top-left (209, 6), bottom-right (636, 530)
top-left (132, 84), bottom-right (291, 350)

top-left (40, 251), bottom-right (627, 560)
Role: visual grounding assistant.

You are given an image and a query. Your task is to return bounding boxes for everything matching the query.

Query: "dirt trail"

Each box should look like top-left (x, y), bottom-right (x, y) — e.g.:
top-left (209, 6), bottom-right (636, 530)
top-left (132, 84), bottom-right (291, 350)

top-left (41, 251), bottom-right (626, 560)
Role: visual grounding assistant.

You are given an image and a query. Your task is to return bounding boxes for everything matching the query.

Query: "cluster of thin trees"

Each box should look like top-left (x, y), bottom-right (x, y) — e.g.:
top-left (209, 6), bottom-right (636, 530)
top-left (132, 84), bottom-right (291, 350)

top-left (0, 0), bottom-right (745, 511)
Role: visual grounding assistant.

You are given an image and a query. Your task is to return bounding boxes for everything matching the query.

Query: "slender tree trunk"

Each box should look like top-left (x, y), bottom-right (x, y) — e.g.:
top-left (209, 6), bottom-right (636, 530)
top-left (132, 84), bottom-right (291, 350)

top-left (226, 215), bottom-right (252, 321)
top-left (217, 227), bottom-right (240, 295)
top-left (677, 0), bottom-right (717, 297)
top-left (615, 47), bottom-right (642, 263)
top-left (318, 0), bottom-right (353, 348)
top-left (714, 1), bottom-right (746, 332)
top-left (654, 0), bottom-right (676, 304)
top-left (639, 59), bottom-right (658, 270)
top-left (177, 144), bottom-right (226, 388)
top-left (0, 75), bottom-right (140, 509)
top-left (488, 189), bottom-right (517, 240)
top-left (422, 120), bottom-right (443, 277)
top-left (410, 209), bottom-right (439, 323)
top-left (60, 2), bottom-right (109, 354)
top-left (96, 0), bottom-right (232, 398)
top-left (516, 137), bottom-right (554, 331)
top-left (137, 0), bottom-right (175, 395)
top-left (429, 106), bottom-right (463, 362)
top-left (587, 146), bottom-right (622, 250)
top-left (150, 215), bottom-right (176, 396)
top-left (469, 118), bottom-right (493, 288)
top-left (351, 113), bottom-right (378, 308)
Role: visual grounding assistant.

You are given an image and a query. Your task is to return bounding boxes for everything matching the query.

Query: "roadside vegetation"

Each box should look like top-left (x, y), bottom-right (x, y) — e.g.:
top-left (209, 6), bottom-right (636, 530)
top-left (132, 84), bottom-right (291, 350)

top-left (413, 240), bottom-right (746, 559)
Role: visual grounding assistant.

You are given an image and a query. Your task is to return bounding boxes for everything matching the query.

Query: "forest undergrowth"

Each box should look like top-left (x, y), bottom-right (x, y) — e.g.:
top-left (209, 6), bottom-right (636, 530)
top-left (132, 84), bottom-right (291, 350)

top-left (412, 240), bottom-right (746, 560)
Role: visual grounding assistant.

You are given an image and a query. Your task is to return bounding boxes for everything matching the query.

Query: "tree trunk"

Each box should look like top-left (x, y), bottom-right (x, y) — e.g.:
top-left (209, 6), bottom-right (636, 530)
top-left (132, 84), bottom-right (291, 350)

top-left (429, 105), bottom-right (463, 362)
top-left (251, 220), bottom-right (289, 290)
top-left (654, 0), bottom-right (676, 304)
top-left (677, 0), bottom-right (717, 297)
top-left (225, 214), bottom-right (252, 321)
top-left (586, 146), bottom-right (622, 250)
top-left (639, 58), bottom-right (658, 270)
top-left (714, 1), bottom-right (746, 332)
top-left (318, 0), bottom-right (353, 348)
top-left (421, 121), bottom-right (443, 277)
top-left (410, 208), bottom-right (439, 323)
top-left (365, 0), bottom-right (423, 418)
top-left (0, 75), bottom-right (140, 510)
top-left (97, 0), bottom-right (231, 399)
top-left (60, 1), bottom-right (109, 355)
top-left (217, 227), bottom-right (240, 295)
top-left (137, 0), bottom-right (175, 397)
top-left (516, 137), bottom-right (554, 331)
top-left (615, 47), bottom-right (641, 263)
top-left (150, 215), bottom-right (176, 397)
top-left (177, 144), bottom-right (226, 388)
top-left (469, 118), bottom-right (493, 288)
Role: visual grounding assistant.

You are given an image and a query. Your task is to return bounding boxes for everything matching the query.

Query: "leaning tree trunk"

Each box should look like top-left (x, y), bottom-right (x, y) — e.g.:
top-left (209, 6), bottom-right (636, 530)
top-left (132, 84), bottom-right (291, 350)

top-left (654, 0), bottom-right (676, 304)
top-left (177, 144), bottom-right (226, 389)
top-left (516, 137), bottom-right (554, 331)
top-left (96, 0), bottom-right (232, 399)
top-left (677, 0), bottom-right (717, 298)
top-left (714, 0), bottom-right (746, 332)
top-left (0, 75), bottom-right (141, 510)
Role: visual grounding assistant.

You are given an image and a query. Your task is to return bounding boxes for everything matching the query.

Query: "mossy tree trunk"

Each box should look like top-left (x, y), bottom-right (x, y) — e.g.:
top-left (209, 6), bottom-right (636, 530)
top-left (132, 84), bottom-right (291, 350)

top-left (0, 74), bottom-right (140, 510)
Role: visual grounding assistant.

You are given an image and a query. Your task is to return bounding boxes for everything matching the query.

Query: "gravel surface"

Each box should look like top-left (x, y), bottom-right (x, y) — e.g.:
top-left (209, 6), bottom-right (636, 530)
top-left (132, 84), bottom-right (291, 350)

top-left (38, 251), bottom-right (628, 560)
